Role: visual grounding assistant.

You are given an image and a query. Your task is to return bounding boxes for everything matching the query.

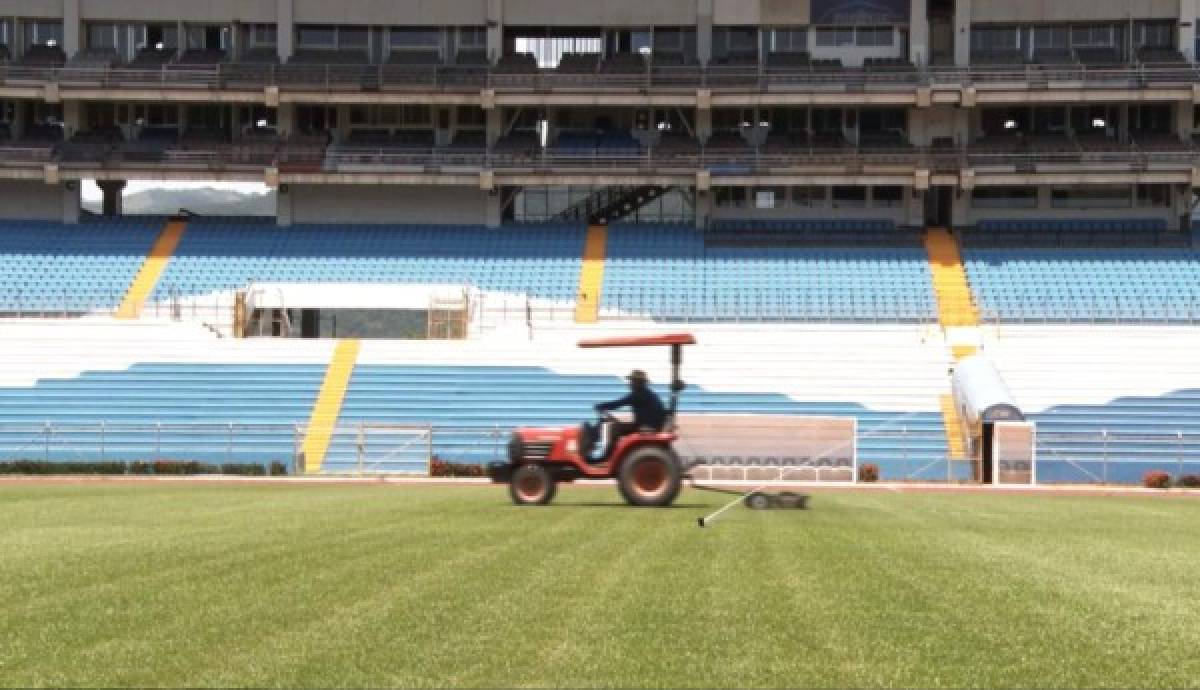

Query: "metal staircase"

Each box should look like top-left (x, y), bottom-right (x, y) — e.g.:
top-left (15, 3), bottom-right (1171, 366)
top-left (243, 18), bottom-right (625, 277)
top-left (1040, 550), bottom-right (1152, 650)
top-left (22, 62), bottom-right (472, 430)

top-left (554, 185), bottom-right (672, 224)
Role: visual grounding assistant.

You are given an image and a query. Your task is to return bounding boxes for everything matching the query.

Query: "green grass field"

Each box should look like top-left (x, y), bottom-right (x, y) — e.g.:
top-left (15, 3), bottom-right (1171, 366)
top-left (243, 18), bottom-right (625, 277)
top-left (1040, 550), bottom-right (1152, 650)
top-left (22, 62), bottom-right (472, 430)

top-left (1, 483), bottom-right (1198, 689)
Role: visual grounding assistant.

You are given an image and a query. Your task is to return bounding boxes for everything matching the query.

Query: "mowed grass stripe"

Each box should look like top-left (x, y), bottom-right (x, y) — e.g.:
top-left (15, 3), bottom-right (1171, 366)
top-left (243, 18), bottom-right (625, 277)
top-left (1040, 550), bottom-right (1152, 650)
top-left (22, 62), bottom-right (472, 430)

top-left (0, 485), bottom-right (1198, 688)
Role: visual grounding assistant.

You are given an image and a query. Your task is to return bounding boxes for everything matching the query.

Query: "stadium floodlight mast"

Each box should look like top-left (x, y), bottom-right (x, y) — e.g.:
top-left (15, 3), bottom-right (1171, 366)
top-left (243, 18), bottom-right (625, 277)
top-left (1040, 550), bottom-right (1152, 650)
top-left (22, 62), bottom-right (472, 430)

top-left (696, 408), bottom-right (934, 528)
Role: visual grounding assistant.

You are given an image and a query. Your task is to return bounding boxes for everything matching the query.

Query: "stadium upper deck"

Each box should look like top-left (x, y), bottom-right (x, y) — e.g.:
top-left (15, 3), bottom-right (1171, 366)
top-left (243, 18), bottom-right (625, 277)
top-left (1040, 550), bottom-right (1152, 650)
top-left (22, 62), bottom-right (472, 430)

top-left (0, 0), bottom-right (1198, 229)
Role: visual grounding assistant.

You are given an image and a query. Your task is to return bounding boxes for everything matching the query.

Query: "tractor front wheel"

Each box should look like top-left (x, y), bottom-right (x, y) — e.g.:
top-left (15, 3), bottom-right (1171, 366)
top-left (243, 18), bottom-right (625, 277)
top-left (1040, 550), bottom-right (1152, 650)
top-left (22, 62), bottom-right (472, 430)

top-left (617, 447), bottom-right (682, 507)
top-left (510, 464), bottom-right (556, 506)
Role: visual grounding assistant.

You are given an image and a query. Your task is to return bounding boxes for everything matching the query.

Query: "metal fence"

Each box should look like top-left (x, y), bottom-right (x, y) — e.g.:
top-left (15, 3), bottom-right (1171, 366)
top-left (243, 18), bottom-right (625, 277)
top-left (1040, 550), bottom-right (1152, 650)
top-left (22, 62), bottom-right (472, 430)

top-left (1036, 431), bottom-right (1200, 484)
top-left (0, 290), bottom-right (232, 325)
top-left (14, 290), bottom-right (1200, 330)
top-left (0, 422), bottom-right (299, 466)
top-left (4, 141), bottom-right (1197, 175)
top-left (4, 62), bottom-right (1200, 92)
top-left (4, 421), bottom-right (1198, 484)
top-left (0, 421), bottom-right (952, 480)
top-left (0, 422), bottom-right (513, 475)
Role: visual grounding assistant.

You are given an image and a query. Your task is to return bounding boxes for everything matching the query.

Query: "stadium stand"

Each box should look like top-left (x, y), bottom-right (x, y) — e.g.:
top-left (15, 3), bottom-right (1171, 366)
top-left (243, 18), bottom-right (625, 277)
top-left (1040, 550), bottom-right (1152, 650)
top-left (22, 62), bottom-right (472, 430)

top-left (66, 47), bottom-right (121, 68)
top-left (173, 48), bottom-right (227, 66)
top-left (963, 246), bottom-right (1200, 322)
top-left (552, 130), bottom-right (640, 155)
top-left (963, 219), bottom-right (1183, 249)
top-left (149, 222), bottom-right (586, 304)
top-left (385, 50), bottom-right (441, 66)
top-left (493, 52), bottom-right (538, 74)
top-left (0, 319), bottom-right (329, 466)
top-left (556, 53), bottom-right (601, 74)
top-left (17, 43), bottom-right (66, 67)
top-left (600, 223), bottom-right (937, 321)
top-left (0, 319), bottom-right (953, 479)
top-left (0, 218), bottom-right (164, 312)
top-left (705, 219), bottom-right (919, 248)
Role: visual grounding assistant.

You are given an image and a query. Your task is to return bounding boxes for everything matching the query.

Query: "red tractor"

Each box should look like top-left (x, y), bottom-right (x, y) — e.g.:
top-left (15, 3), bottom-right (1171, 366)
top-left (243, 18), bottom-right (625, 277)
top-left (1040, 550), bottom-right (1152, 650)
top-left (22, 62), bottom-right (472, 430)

top-left (488, 334), bottom-right (695, 507)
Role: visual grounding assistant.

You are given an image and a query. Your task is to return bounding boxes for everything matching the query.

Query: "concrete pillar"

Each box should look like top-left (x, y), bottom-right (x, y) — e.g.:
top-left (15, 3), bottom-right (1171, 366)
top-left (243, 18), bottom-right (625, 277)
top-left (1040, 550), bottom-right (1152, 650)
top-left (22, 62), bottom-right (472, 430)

top-left (697, 0), bottom-right (713, 65)
top-left (487, 0), bottom-right (503, 64)
top-left (63, 0), bottom-right (80, 58)
top-left (277, 103), bottom-right (295, 138)
top-left (486, 107), bottom-right (503, 147)
top-left (229, 21), bottom-right (241, 60)
top-left (276, 0), bottom-right (293, 62)
top-left (10, 16), bottom-right (24, 58)
top-left (176, 20), bottom-right (186, 59)
top-left (958, 107), bottom-right (975, 147)
top-left (62, 183), bottom-right (80, 224)
top-left (953, 0), bottom-right (971, 67)
top-left (907, 107), bottom-right (927, 146)
top-left (97, 180), bottom-right (126, 217)
top-left (906, 188), bottom-right (925, 227)
top-left (544, 106), bottom-right (558, 146)
top-left (1181, 0), bottom-right (1198, 62)
top-left (334, 105), bottom-right (350, 143)
top-left (485, 189), bottom-right (502, 228)
top-left (909, 0), bottom-right (929, 67)
top-left (1176, 101), bottom-right (1194, 141)
top-left (1036, 185), bottom-right (1052, 211)
top-left (276, 184), bottom-right (293, 226)
top-left (62, 100), bottom-right (81, 140)
top-left (11, 101), bottom-right (26, 139)
top-left (696, 107), bottom-right (712, 143)
top-left (1173, 184), bottom-right (1191, 232)
top-left (438, 107), bottom-right (454, 148)
top-left (694, 187), bottom-right (711, 229)
top-left (951, 186), bottom-right (970, 227)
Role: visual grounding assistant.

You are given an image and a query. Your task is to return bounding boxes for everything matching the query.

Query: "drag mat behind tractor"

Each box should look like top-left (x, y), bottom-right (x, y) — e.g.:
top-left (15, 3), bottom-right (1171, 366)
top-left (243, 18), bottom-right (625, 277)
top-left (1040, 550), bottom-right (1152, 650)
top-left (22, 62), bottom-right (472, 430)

top-left (686, 478), bottom-right (810, 510)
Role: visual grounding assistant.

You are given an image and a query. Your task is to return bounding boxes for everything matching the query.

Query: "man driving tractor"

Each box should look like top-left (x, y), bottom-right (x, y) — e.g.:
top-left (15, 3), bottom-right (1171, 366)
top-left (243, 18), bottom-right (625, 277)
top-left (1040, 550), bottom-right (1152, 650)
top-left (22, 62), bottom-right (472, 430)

top-left (590, 369), bottom-right (667, 461)
top-left (495, 334), bottom-right (694, 507)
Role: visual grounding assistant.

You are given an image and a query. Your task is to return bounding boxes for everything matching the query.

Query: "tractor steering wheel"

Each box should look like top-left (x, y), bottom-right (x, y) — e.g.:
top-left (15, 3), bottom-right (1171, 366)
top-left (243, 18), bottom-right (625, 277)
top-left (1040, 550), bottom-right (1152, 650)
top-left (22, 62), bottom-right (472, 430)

top-left (596, 409), bottom-right (619, 424)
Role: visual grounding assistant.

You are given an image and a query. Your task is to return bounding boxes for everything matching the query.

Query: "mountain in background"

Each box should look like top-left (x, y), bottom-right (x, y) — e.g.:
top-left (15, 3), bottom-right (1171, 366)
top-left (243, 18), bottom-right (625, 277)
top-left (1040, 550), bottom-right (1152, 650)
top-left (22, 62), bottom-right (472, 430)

top-left (83, 188), bottom-right (276, 216)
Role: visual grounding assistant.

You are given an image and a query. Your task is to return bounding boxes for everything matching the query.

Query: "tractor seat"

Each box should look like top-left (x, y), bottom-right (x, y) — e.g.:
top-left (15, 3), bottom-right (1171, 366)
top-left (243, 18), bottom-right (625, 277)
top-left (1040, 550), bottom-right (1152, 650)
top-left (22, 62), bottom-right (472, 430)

top-left (578, 422), bottom-right (599, 461)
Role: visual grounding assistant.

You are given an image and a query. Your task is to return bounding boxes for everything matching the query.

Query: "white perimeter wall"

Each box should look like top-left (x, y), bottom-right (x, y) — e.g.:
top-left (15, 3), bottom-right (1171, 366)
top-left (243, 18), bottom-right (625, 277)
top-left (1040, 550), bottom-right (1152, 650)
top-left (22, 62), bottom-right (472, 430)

top-left (0, 181), bottom-right (78, 223)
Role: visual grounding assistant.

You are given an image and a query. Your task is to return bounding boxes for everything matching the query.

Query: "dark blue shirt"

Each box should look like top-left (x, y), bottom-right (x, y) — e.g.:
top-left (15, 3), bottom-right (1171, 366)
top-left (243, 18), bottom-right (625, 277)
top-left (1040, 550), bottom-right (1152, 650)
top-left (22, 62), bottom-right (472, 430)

top-left (597, 387), bottom-right (667, 430)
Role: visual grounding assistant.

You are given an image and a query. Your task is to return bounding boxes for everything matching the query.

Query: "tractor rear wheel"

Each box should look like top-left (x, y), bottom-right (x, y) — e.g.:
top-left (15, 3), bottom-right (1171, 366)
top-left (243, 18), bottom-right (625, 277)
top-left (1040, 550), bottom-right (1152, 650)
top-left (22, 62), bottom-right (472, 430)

top-left (510, 464), bottom-right (556, 506)
top-left (617, 446), bottom-right (682, 507)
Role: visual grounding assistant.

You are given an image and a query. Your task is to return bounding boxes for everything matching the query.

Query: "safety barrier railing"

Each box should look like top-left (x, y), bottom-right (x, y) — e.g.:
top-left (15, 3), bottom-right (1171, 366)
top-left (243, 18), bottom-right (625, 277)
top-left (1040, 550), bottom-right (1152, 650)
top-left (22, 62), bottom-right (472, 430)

top-left (973, 297), bottom-right (1200, 326)
top-left (6, 62), bottom-right (1200, 92)
top-left (1036, 430), bottom-right (1200, 484)
top-left (6, 141), bottom-right (1197, 175)
top-left (0, 422), bottom-right (300, 467)
top-left (8, 287), bottom-right (1200, 329)
top-left (0, 421), bottom-right (960, 481)
top-left (320, 145), bottom-right (1200, 171)
top-left (0, 422), bottom-right (503, 474)
top-left (0, 290), bottom-right (234, 332)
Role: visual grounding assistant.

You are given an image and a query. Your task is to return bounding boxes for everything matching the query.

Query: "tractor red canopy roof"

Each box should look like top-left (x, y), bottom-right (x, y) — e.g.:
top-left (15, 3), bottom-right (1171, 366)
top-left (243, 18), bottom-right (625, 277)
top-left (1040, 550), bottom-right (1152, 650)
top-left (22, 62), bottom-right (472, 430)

top-left (577, 333), bottom-right (696, 348)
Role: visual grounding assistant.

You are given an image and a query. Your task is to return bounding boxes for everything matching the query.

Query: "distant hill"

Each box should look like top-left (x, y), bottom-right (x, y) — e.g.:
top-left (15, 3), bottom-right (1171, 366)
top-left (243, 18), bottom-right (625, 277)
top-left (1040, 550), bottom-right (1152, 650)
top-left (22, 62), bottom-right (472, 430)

top-left (83, 188), bottom-right (276, 216)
